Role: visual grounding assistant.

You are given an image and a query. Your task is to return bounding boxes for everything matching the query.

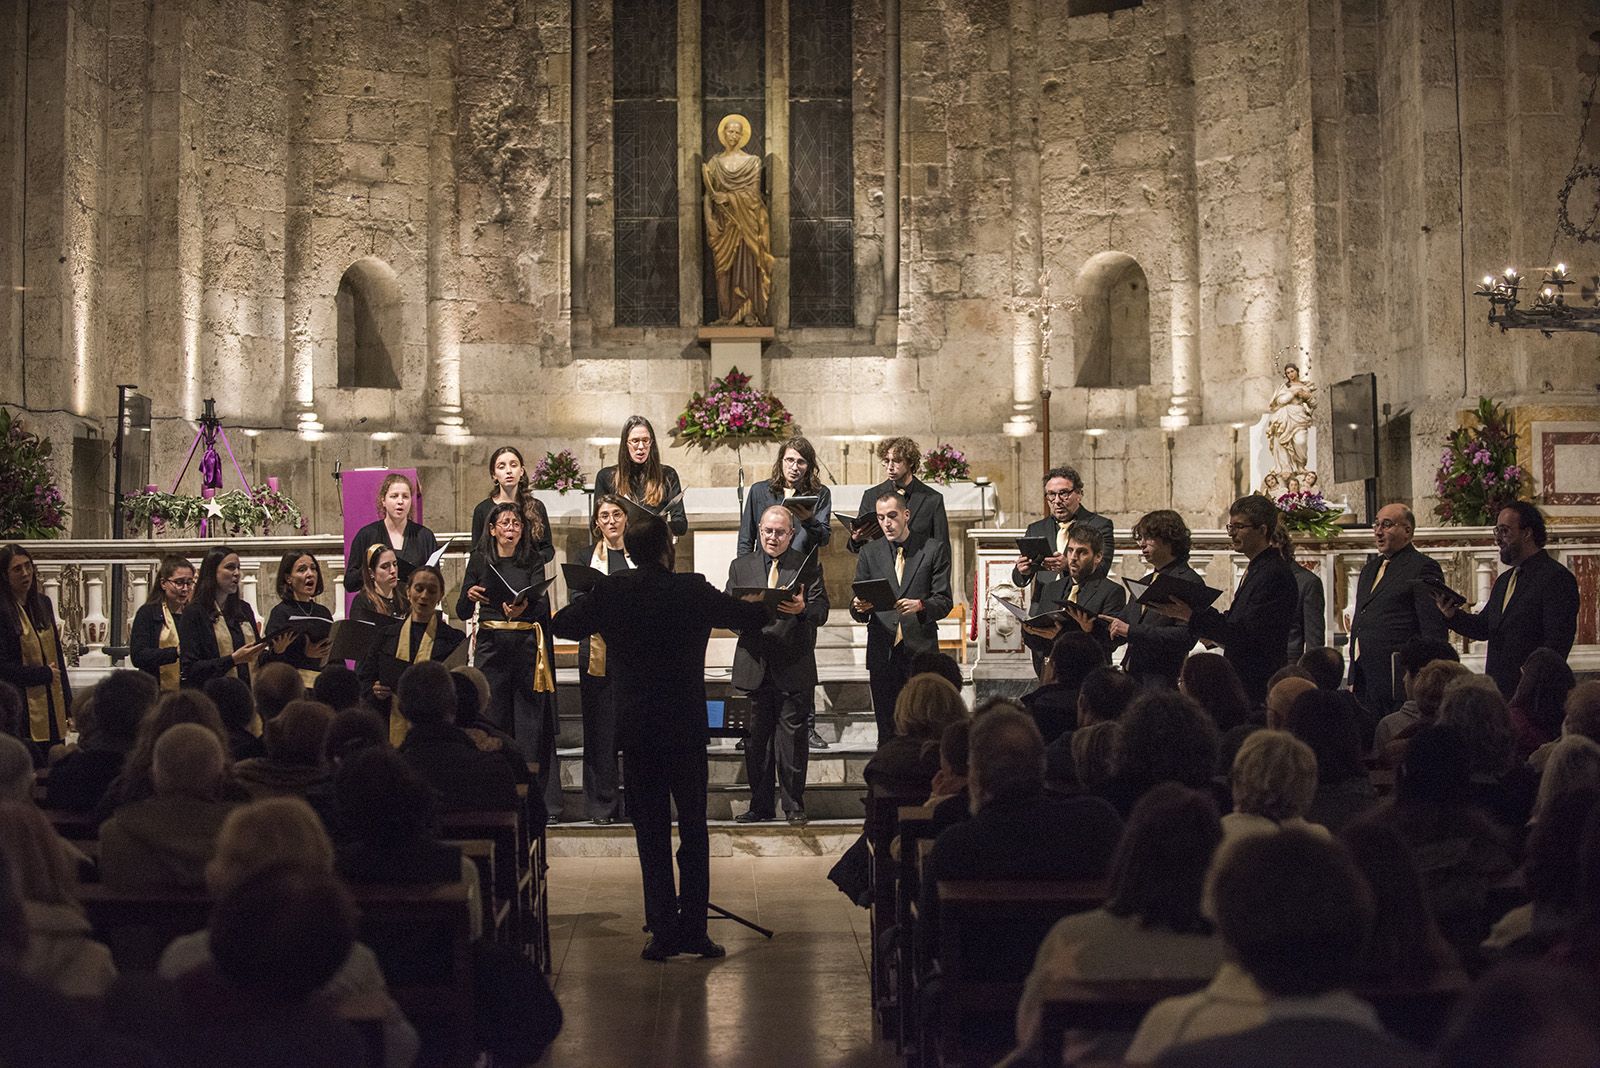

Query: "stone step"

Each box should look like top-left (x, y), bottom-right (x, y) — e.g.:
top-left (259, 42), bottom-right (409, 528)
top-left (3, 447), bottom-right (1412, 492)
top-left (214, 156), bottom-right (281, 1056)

top-left (545, 818), bottom-right (862, 858)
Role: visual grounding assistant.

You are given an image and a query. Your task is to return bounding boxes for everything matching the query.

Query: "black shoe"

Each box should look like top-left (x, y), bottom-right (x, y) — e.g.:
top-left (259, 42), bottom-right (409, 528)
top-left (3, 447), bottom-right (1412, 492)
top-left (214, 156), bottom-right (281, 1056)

top-left (808, 728), bottom-right (830, 750)
top-left (641, 935), bottom-right (681, 961)
top-left (546, 814), bottom-right (562, 826)
top-left (676, 935), bottom-right (726, 959)
top-left (592, 816), bottom-right (614, 826)
top-left (786, 810), bottom-right (809, 826)
top-left (734, 810), bottom-right (775, 824)
top-left (735, 738), bottom-right (746, 751)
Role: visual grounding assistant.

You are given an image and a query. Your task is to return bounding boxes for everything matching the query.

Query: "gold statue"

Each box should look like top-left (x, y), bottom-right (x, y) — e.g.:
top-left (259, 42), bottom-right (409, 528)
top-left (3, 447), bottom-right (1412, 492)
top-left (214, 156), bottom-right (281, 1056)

top-left (703, 114), bottom-right (774, 326)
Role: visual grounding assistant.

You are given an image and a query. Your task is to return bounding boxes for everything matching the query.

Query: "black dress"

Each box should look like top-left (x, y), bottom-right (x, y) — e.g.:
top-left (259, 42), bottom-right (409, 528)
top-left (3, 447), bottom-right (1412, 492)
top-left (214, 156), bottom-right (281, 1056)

top-left (356, 615), bottom-right (466, 737)
top-left (129, 600), bottom-right (183, 690)
top-left (470, 495), bottom-right (558, 557)
top-left (177, 601), bottom-right (262, 689)
top-left (342, 520), bottom-right (439, 594)
top-left (0, 602), bottom-right (74, 744)
top-left (260, 599), bottom-right (335, 686)
top-left (573, 541), bottom-right (633, 820)
top-left (592, 465), bottom-right (688, 536)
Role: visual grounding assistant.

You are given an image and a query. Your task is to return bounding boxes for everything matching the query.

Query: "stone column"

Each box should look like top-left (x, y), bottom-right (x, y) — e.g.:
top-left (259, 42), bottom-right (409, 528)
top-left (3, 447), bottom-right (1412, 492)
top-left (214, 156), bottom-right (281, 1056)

top-left (878, 0), bottom-right (900, 329)
top-left (1163, 0), bottom-right (1201, 429)
top-left (281, 0), bottom-right (321, 434)
top-left (765, 0), bottom-right (790, 330)
top-left (1004, 0), bottom-right (1041, 439)
top-left (677, 0), bottom-right (703, 327)
top-left (425, 3), bottom-right (467, 439)
top-left (570, 0), bottom-right (587, 319)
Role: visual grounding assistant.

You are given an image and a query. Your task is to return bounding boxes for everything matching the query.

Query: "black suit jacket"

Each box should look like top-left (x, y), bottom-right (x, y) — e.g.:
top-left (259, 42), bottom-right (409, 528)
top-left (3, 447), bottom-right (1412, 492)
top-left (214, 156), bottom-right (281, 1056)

top-left (846, 476), bottom-right (949, 554)
top-left (1010, 508), bottom-right (1116, 587)
top-left (850, 531), bottom-right (954, 671)
top-left (551, 566), bottom-right (768, 752)
top-left (571, 541), bottom-right (633, 675)
top-left (177, 602), bottom-right (261, 689)
top-left (1189, 549), bottom-right (1298, 706)
top-left (1027, 574), bottom-right (1126, 659)
top-left (1448, 549), bottom-right (1580, 697)
top-left (1348, 543), bottom-right (1448, 708)
top-left (724, 547), bottom-right (829, 693)
top-left (1115, 558), bottom-right (1204, 687)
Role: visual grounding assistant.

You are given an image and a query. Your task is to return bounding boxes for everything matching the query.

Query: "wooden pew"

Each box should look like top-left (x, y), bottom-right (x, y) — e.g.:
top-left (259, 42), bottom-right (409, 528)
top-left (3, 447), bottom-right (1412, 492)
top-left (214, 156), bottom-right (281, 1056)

top-left (442, 837), bottom-right (507, 939)
top-left (863, 789), bottom-right (927, 1028)
top-left (438, 809), bottom-right (523, 950)
top-left (933, 878), bottom-right (1109, 1068)
top-left (893, 803), bottom-right (941, 1054)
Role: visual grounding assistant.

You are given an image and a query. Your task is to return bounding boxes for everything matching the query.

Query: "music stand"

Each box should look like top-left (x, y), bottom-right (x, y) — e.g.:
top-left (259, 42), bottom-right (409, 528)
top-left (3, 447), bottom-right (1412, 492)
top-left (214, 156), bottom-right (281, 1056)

top-left (703, 695), bottom-right (775, 939)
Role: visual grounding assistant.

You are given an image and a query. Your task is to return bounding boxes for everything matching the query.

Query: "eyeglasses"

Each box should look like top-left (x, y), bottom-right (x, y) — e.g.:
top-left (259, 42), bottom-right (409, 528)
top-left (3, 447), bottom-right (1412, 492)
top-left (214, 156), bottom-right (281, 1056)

top-left (1044, 489), bottom-right (1081, 500)
top-left (1372, 519), bottom-right (1404, 531)
top-left (164, 578), bottom-right (196, 588)
top-left (1224, 522), bottom-right (1262, 533)
top-left (1493, 525), bottom-right (1518, 538)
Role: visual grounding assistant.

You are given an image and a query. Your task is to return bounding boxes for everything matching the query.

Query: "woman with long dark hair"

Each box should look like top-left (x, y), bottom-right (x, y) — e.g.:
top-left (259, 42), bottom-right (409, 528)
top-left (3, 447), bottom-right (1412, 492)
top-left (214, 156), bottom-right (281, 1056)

top-left (735, 436), bottom-right (831, 557)
top-left (341, 473), bottom-right (439, 594)
top-left (573, 494), bottom-right (633, 823)
top-left (349, 544), bottom-right (406, 625)
top-left (592, 416), bottom-right (687, 537)
top-left (458, 502), bottom-right (562, 822)
top-left (0, 544), bottom-right (73, 745)
top-left (178, 546), bottom-right (274, 689)
top-left (129, 553), bottom-right (195, 691)
top-left (470, 446), bottom-right (557, 566)
top-left (261, 551), bottom-right (334, 687)
top-left (359, 566), bottom-right (464, 746)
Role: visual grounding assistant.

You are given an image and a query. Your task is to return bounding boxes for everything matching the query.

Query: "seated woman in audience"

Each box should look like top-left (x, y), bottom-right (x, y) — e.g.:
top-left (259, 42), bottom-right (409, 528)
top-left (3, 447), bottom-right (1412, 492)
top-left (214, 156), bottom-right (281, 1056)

top-left (232, 699), bottom-right (334, 800)
top-left (1550, 801), bottom-right (1600, 981)
top-left (862, 673), bottom-right (969, 803)
top-left (1528, 735), bottom-right (1600, 827)
top-left (1507, 647), bottom-right (1576, 763)
top-left (99, 723), bottom-right (239, 892)
top-left (157, 796), bottom-right (419, 1068)
top-left (1179, 651), bottom-right (1253, 735)
top-left (1285, 689), bottom-right (1377, 832)
top-left (0, 735), bottom-right (33, 802)
top-left (1338, 816), bottom-right (1458, 987)
top-left (1070, 720), bottom-right (1121, 792)
top-left (1483, 786), bottom-right (1598, 960)
top-left (1014, 783), bottom-right (1226, 1064)
top-left (1440, 676), bottom-right (1538, 831)
top-left (304, 706), bottom-right (388, 839)
top-left (95, 689), bottom-right (242, 820)
top-left (202, 676), bottom-right (265, 761)
top-left (0, 800), bottom-right (115, 998)
top-left (1371, 638), bottom-right (1460, 757)
top-left (46, 670), bottom-right (158, 812)
top-left (310, 665), bottom-right (363, 713)
top-left (1533, 681), bottom-right (1600, 773)
top-left (1097, 690), bottom-right (1219, 817)
top-left (1021, 632), bottom-right (1105, 746)
top-left (1376, 724), bottom-right (1515, 960)
top-left (1377, 658), bottom-right (1472, 767)
top-left (1221, 729), bottom-right (1329, 845)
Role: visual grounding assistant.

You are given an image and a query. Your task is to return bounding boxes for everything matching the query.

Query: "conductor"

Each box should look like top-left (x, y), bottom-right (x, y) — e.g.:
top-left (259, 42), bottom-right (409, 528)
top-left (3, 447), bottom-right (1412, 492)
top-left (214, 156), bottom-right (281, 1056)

top-left (551, 513), bottom-right (769, 961)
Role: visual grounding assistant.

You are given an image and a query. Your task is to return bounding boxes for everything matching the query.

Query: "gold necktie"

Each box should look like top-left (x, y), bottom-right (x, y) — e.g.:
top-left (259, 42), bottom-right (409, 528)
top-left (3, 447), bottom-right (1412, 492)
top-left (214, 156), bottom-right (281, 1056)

top-left (768, 559), bottom-right (780, 588)
top-left (893, 545), bottom-right (905, 646)
top-left (1371, 557), bottom-right (1389, 590)
top-left (1067, 583), bottom-right (1080, 604)
top-left (1501, 567), bottom-right (1518, 611)
top-left (1056, 524), bottom-right (1068, 556)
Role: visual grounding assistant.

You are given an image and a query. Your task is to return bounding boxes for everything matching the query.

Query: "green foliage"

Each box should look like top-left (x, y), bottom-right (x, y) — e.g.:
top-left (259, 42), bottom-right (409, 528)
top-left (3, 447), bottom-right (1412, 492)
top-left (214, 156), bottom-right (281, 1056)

top-left (0, 409), bottom-right (69, 539)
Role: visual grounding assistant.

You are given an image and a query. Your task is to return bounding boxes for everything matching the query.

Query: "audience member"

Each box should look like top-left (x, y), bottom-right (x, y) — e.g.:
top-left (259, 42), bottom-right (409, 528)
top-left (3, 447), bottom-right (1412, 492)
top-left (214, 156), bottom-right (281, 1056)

top-left (1429, 960), bottom-right (1600, 1068)
top-left (232, 699), bottom-right (334, 800)
top-left (1371, 638), bottom-right (1461, 756)
top-left (203, 676), bottom-right (265, 761)
top-left (1339, 816), bottom-right (1458, 986)
top-left (0, 734), bottom-right (34, 802)
top-left (0, 679), bottom-right (27, 752)
top-left (1378, 725), bottom-right (1515, 959)
top-left (252, 660), bottom-right (305, 722)
top-left (917, 709), bottom-right (1122, 970)
top-left (95, 688), bottom-right (238, 820)
top-left (1528, 735), bottom-right (1600, 826)
top-left (99, 723), bottom-right (236, 891)
top-left (862, 673), bottom-right (968, 802)
top-left (1221, 730), bottom-right (1329, 845)
top-left (1179, 652), bottom-right (1252, 733)
top-left (156, 797), bottom-right (418, 1068)
top-left (1299, 646), bottom-right (1345, 692)
top-left (928, 718), bottom-right (970, 811)
top-left (910, 650), bottom-right (966, 695)
top-left (305, 706), bottom-right (388, 837)
top-left (1071, 721), bottom-right (1122, 792)
top-left (46, 669), bottom-right (157, 812)
top-left (1530, 679), bottom-right (1600, 772)
top-left (1044, 666), bottom-right (1135, 786)
top-left (1264, 674), bottom-right (1315, 729)
top-left (1286, 689), bottom-right (1378, 832)
top-left (394, 661), bottom-right (517, 814)
top-left (1015, 783), bottom-right (1225, 1060)
top-left (1128, 831), bottom-right (1415, 1067)
top-left (1098, 690), bottom-right (1219, 817)
top-left (1482, 786), bottom-right (1598, 960)
top-left (0, 799), bottom-right (115, 997)
top-left (1439, 677), bottom-right (1537, 830)
top-left (310, 664), bottom-right (364, 713)
top-left (450, 670), bottom-right (534, 790)
top-left (1505, 647), bottom-right (1575, 764)
top-left (1021, 632), bottom-right (1105, 745)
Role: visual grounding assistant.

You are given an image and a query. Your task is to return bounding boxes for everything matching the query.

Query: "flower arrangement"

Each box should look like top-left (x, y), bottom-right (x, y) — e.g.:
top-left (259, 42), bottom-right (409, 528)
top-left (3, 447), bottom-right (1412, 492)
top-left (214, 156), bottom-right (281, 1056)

top-left (1275, 490), bottom-right (1344, 539)
top-left (671, 368), bottom-right (794, 451)
top-left (1434, 397), bottom-right (1526, 526)
top-left (0, 409), bottom-right (69, 538)
top-left (123, 485), bottom-right (308, 537)
top-left (530, 449), bottom-right (585, 493)
top-left (921, 443), bottom-right (971, 485)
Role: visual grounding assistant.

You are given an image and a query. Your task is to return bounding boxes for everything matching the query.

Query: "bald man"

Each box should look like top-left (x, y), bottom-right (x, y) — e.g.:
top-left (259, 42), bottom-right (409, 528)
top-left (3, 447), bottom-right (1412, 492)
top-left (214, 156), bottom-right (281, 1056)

top-left (1347, 503), bottom-right (1447, 717)
top-left (99, 723), bottom-right (236, 891)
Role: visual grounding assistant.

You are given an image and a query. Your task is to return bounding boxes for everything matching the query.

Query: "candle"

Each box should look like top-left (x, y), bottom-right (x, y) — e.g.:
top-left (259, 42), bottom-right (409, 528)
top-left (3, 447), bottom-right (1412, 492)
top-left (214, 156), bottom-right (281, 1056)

top-left (267, 476), bottom-right (280, 492)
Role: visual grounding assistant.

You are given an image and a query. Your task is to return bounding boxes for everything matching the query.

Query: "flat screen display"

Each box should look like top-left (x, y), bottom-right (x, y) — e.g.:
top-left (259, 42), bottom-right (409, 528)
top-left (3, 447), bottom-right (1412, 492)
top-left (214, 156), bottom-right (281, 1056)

top-left (1331, 373), bottom-right (1377, 484)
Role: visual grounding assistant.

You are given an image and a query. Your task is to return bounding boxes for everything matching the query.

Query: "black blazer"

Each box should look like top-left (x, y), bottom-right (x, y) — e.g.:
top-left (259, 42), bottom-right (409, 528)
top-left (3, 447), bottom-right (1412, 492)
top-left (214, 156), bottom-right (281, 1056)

top-left (846, 477), bottom-right (949, 554)
top-left (593, 465), bottom-right (688, 536)
top-left (571, 541), bottom-right (633, 675)
top-left (469, 496), bottom-right (557, 567)
top-left (357, 616), bottom-right (466, 709)
top-left (736, 481), bottom-right (833, 556)
top-left (455, 551), bottom-right (550, 625)
top-left (1284, 566), bottom-right (1326, 663)
top-left (260, 600), bottom-right (334, 677)
top-left (1348, 543), bottom-right (1448, 707)
top-left (1188, 549), bottom-right (1299, 706)
top-left (1024, 573), bottom-right (1126, 659)
top-left (343, 520), bottom-right (440, 593)
top-left (177, 601), bottom-right (262, 688)
top-left (1116, 558), bottom-right (1204, 688)
top-left (1448, 549), bottom-right (1580, 697)
top-left (551, 565), bottom-right (768, 752)
top-left (128, 601), bottom-right (181, 682)
top-left (849, 531), bottom-right (954, 671)
top-left (1010, 508), bottom-right (1116, 586)
top-left (724, 547), bottom-right (829, 693)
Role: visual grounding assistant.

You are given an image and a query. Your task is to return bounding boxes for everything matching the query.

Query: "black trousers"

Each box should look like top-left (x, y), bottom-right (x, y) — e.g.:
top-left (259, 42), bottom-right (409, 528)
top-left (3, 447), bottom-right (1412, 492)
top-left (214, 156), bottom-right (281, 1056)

top-left (623, 745), bottom-right (709, 941)
top-left (743, 683), bottom-right (811, 816)
top-left (477, 627), bottom-right (564, 818)
top-left (868, 644), bottom-right (917, 746)
top-left (578, 671), bottom-right (621, 820)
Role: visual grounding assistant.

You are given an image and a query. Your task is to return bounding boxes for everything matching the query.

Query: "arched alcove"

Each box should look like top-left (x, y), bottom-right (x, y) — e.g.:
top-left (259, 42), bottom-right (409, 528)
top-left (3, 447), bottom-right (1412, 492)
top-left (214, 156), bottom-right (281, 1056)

top-left (335, 258), bottom-right (402, 389)
top-left (1073, 251), bottom-right (1151, 389)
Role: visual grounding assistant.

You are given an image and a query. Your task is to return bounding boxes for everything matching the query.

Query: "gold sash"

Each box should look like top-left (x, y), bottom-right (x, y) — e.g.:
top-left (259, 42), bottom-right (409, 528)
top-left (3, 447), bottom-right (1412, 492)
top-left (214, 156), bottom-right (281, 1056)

top-left (15, 601), bottom-right (67, 743)
top-left (481, 619), bottom-right (556, 692)
top-left (212, 612), bottom-right (258, 682)
top-left (586, 544), bottom-right (619, 678)
top-left (158, 604), bottom-right (181, 691)
top-left (389, 615), bottom-right (437, 746)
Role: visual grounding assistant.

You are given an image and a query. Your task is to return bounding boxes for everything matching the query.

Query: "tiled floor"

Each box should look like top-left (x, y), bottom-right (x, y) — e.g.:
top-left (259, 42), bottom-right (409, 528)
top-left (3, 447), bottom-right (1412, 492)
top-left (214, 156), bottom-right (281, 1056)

top-left (538, 854), bottom-right (901, 1068)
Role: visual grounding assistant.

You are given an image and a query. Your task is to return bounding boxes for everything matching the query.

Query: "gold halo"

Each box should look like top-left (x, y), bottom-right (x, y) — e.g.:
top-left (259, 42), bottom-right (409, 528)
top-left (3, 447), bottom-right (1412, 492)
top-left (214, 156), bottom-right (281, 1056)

top-left (716, 113), bottom-right (752, 150)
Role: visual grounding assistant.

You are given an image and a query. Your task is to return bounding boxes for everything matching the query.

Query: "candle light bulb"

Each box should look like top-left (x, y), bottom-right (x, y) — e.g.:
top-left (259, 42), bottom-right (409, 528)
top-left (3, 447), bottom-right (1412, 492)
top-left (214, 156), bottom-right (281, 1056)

top-left (1505, 267), bottom-right (1517, 278)
top-left (1557, 263), bottom-right (1567, 274)
top-left (1543, 288), bottom-right (1554, 298)
top-left (1483, 275), bottom-right (1494, 287)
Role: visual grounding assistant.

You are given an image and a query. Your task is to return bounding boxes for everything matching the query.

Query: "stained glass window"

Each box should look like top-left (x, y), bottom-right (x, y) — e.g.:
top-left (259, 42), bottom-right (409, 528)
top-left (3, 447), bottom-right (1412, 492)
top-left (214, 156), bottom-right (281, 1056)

top-left (789, 0), bottom-right (853, 327)
top-left (613, 0), bottom-right (679, 326)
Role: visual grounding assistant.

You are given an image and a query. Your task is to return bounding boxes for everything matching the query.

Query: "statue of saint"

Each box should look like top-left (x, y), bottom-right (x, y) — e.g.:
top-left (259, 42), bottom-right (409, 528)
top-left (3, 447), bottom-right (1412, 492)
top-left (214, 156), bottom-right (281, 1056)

top-left (703, 114), bottom-right (774, 327)
top-left (1265, 363), bottom-right (1316, 477)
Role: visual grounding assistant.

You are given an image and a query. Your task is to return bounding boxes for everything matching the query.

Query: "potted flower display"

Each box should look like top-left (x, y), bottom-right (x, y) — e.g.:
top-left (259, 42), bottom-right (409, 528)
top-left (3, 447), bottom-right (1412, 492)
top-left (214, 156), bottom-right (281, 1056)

top-left (1274, 489), bottom-right (1344, 539)
top-left (671, 368), bottom-right (794, 450)
top-left (0, 410), bottom-right (69, 538)
top-left (921, 443), bottom-right (972, 485)
top-left (530, 449), bottom-right (586, 493)
top-left (1434, 397), bottom-right (1526, 526)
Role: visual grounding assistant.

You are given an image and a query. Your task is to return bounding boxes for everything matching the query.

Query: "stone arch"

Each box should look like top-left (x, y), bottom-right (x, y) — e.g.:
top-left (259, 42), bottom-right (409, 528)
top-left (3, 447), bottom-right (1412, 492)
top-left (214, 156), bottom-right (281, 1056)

top-left (1073, 251), bottom-right (1151, 389)
top-left (335, 257), bottom-right (402, 389)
